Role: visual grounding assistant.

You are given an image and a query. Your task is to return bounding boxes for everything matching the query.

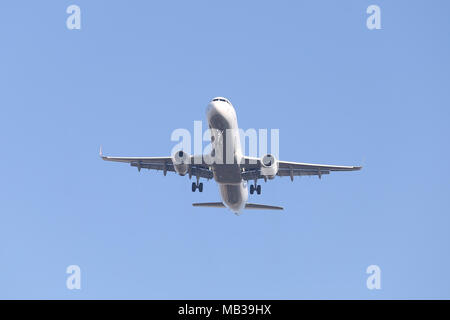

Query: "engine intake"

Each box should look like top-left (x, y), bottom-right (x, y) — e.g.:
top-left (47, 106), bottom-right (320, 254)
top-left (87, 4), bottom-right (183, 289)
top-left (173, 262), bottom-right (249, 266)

top-left (260, 154), bottom-right (278, 179)
top-left (172, 150), bottom-right (190, 176)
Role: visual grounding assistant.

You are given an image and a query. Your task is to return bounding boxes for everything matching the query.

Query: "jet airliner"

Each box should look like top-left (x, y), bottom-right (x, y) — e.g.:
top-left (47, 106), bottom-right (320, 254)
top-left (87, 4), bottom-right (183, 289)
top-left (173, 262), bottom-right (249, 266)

top-left (101, 97), bottom-right (361, 214)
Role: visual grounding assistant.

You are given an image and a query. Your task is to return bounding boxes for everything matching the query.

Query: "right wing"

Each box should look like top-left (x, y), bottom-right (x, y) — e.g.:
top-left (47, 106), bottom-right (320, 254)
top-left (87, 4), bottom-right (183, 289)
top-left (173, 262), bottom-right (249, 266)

top-left (100, 147), bottom-right (213, 179)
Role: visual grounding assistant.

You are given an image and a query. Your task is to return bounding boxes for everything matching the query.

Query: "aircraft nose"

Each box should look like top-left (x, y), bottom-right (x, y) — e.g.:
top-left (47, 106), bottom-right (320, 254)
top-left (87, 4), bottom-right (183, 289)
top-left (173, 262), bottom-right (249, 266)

top-left (206, 101), bottom-right (221, 118)
top-left (207, 100), bottom-right (233, 131)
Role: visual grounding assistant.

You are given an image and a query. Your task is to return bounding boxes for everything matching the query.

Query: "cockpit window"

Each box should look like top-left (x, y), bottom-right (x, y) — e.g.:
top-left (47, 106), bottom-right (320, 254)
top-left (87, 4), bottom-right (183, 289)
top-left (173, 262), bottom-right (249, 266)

top-left (212, 98), bottom-right (231, 105)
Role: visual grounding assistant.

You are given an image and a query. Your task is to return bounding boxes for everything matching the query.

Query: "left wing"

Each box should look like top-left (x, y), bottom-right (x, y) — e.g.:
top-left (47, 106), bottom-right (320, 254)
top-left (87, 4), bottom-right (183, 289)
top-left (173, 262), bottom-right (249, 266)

top-left (100, 147), bottom-right (213, 179)
top-left (241, 156), bottom-right (361, 181)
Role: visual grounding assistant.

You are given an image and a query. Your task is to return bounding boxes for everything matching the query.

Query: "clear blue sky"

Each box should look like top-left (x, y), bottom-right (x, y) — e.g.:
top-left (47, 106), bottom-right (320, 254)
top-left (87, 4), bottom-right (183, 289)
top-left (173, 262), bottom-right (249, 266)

top-left (1, 0), bottom-right (449, 299)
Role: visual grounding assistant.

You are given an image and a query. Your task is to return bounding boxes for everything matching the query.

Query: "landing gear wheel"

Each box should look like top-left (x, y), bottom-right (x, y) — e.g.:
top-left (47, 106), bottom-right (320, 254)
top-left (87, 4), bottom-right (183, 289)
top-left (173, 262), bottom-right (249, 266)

top-left (198, 182), bottom-right (203, 192)
top-left (256, 185), bottom-right (261, 195)
top-left (250, 184), bottom-right (254, 194)
top-left (192, 182), bottom-right (197, 192)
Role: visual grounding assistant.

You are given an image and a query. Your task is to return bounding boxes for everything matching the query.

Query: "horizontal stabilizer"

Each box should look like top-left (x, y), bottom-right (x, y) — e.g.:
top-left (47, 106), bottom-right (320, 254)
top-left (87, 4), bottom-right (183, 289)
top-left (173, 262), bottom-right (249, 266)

top-left (245, 203), bottom-right (283, 210)
top-left (192, 202), bottom-right (226, 208)
top-left (192, 202), bottom-right (283, 210)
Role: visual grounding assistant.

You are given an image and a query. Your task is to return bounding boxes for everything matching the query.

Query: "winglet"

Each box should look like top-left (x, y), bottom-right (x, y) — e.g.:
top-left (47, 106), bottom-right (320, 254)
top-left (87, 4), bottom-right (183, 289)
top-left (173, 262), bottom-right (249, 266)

top-left (99, 145), bottom-right (105, 159)
top-left (359, 156), bottom-right (365, 170)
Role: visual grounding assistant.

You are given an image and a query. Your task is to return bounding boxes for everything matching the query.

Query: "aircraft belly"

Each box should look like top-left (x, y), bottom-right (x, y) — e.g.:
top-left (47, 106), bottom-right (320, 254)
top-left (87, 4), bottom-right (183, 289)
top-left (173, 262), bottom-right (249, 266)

top-left (213, 164), bottom-right (242, 183)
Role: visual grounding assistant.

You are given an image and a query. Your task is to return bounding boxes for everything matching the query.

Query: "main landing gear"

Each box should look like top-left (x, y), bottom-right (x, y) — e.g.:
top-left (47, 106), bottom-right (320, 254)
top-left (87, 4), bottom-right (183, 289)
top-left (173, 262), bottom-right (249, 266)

top-left (192, 182), bottom-right (203, 192)
top-left (250, 182), bottom-right (261, 195)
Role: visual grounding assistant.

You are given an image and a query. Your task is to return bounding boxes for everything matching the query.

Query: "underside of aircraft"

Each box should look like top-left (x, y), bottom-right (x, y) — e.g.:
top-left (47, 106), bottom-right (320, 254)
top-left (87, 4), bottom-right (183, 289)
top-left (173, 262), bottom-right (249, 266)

top-left (101, 97), bottom-right (361, 214)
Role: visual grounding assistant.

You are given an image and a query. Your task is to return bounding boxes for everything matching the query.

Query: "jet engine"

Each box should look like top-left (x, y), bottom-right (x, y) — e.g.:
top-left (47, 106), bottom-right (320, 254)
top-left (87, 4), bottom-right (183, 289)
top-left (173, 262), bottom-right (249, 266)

top-left (260, 154), bottom-right (278, 179)
top-left (172, 150), bottom-right (190, 176)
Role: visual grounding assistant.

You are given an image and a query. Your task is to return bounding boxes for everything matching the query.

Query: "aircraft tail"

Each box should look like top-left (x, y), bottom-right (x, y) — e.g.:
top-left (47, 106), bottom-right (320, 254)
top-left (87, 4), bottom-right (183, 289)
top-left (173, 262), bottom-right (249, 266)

top-left (192, 202), bottom-right (283, 210)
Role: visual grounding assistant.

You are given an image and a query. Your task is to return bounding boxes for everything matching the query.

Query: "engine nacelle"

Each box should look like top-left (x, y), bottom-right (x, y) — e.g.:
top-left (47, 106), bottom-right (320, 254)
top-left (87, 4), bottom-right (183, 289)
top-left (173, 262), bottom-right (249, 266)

top-left (172, 150), bottom-right (190, 176)
top-left (260, 154), bottom-right (278, 179)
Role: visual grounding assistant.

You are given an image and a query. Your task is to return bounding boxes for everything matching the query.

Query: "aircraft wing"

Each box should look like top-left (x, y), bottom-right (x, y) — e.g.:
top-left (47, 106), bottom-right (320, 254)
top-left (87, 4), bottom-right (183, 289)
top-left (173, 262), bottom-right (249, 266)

top-left (241, 156), bottom-right (361, 181)
top-left (100, 148), bottom-right (213, 179)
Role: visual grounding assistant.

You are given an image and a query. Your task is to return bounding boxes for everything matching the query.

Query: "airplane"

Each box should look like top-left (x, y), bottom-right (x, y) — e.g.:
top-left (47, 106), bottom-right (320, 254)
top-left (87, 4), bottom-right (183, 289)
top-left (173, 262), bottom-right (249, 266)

top-left (101, 97), bottom-right (362, 214)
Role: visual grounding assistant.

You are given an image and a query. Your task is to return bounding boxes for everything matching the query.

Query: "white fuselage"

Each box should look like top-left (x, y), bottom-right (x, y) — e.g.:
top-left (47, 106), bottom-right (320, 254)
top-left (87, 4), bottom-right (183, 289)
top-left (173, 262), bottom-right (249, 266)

top-left (206, 99), bottom-right (248, 213)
